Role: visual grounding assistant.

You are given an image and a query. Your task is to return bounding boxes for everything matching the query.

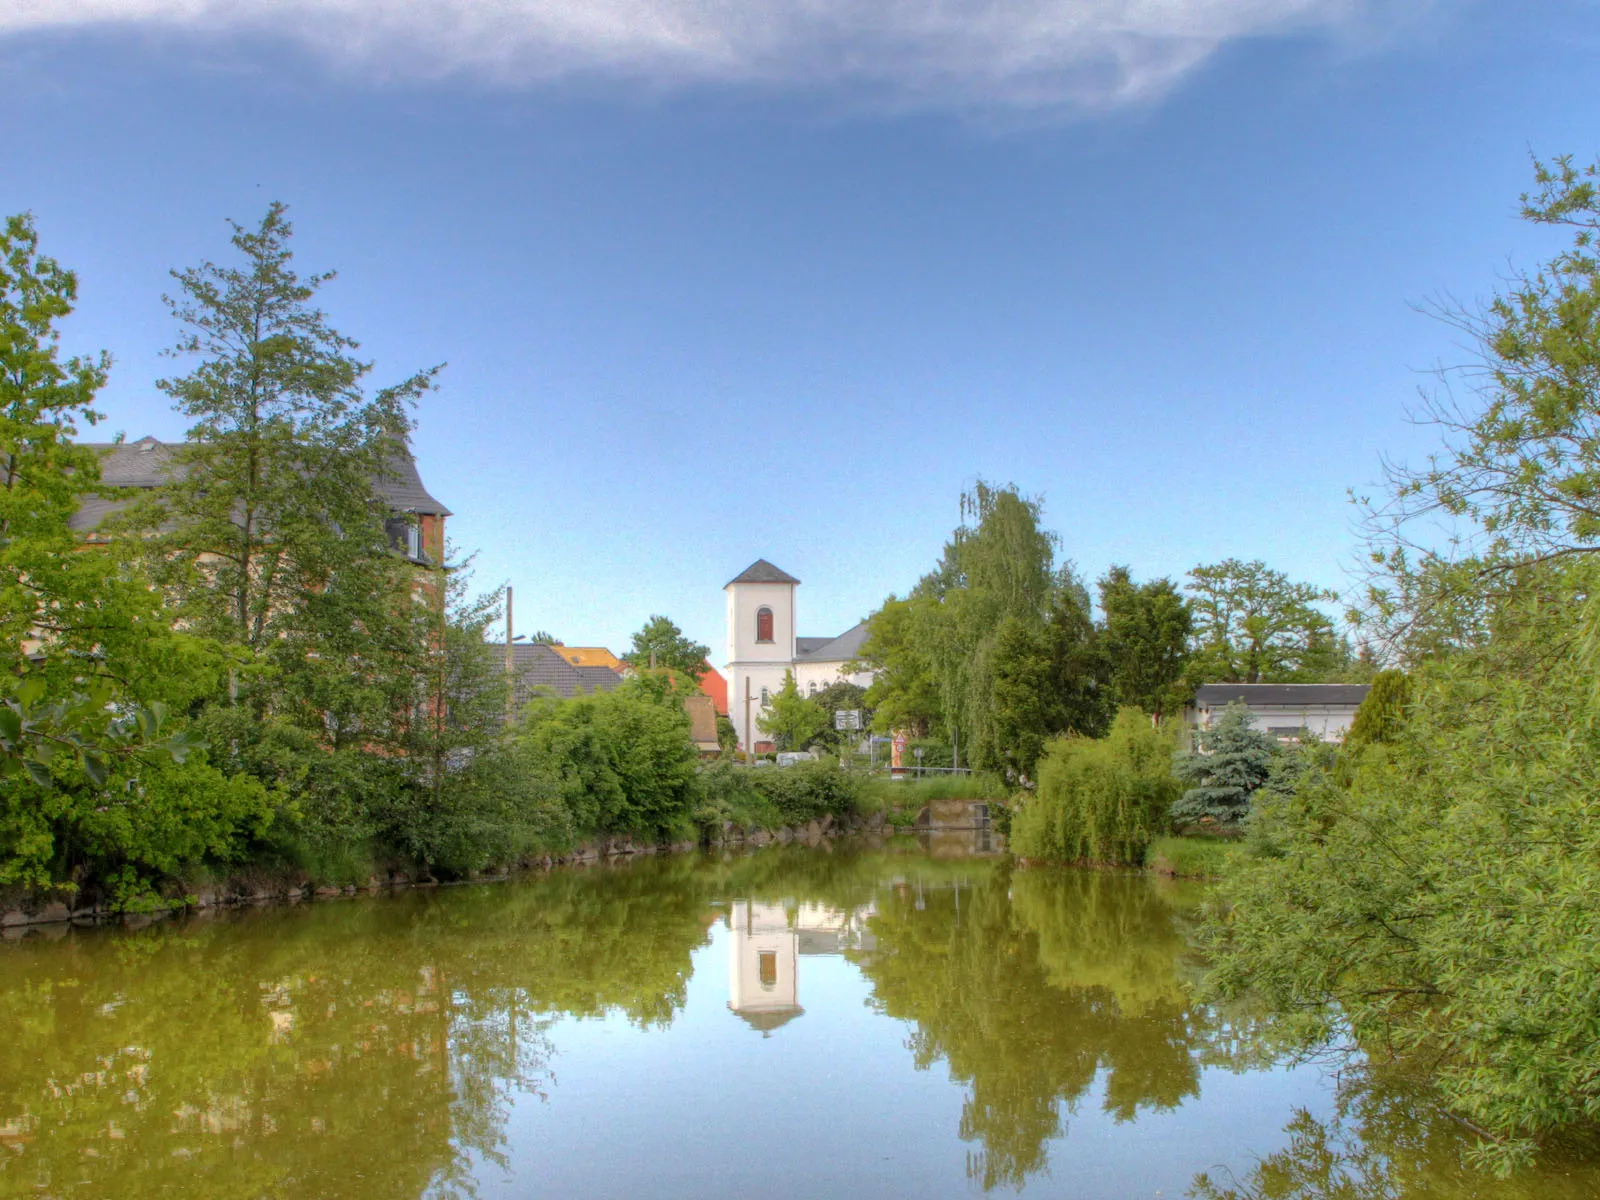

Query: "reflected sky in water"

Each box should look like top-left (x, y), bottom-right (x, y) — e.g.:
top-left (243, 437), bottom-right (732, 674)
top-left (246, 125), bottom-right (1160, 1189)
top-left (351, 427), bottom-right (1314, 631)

top-left (1, 840), bottom-right (1594, 1199)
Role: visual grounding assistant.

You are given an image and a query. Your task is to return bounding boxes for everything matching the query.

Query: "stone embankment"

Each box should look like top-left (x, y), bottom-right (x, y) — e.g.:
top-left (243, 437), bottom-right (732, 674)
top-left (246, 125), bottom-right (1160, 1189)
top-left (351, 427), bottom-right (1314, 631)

top-left (1, 812), bottom-right (887, 933)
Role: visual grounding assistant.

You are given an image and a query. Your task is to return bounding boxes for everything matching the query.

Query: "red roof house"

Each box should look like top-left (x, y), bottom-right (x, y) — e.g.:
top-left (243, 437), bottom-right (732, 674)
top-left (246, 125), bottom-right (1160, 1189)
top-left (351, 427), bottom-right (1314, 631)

top-left (699, 661), bottom-right (729, 715)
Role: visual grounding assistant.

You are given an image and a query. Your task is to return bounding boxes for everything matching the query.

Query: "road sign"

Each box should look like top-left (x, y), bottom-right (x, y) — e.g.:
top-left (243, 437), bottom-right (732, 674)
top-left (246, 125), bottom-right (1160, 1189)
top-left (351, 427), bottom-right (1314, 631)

top-left (834, 709), bottom-right (862, 731)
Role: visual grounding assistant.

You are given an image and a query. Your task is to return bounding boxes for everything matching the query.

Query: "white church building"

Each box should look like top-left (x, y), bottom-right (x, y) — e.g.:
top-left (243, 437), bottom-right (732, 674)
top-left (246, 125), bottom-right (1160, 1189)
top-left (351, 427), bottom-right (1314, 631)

top-left (724, 559), bottom-right (875, 754)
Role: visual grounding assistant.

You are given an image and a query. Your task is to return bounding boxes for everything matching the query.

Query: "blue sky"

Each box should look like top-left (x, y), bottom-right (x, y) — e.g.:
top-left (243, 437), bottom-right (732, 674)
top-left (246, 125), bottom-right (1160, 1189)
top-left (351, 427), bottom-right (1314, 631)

top-left (4, 1), bottom-right (1597, 660)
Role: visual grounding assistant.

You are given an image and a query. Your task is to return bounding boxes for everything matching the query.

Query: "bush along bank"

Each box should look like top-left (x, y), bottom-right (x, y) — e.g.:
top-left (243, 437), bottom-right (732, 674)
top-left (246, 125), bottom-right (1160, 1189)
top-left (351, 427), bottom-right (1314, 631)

top-left (1009, 708), bottom-right (1183, 869)
top-left (0, 680), bottom-right (890, 928)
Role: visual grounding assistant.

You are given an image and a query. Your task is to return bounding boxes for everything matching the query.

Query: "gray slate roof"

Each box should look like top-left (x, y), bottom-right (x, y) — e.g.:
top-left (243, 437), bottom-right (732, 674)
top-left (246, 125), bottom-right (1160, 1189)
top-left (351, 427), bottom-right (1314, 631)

top-left (68, 436), bottom-right (451, 533)
top-left (1194, 683), bottom-right (1371, 708)
top-left (726, 559), bottom-right (800, 587)
top-left (795, 620), bottom-right (869, 664)
top-left (491, 642), bottom-right (623, 707)
top-left (795, 637), bottom-right (833, 656)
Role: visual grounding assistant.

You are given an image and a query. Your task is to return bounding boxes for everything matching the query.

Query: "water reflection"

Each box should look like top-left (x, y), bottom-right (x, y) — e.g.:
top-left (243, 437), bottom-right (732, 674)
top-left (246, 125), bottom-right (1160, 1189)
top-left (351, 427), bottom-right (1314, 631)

top-left (0, 846), bottom-right (1591, 1199)
top-left (0, 861), bottom-right (713, 1198)
top-left (1190, 1070), bottom-right (1600, 1200)
top-left (726, 900), bottom-right (877, 1033)
top-left (855, 866), bottom-right (1270, 1189)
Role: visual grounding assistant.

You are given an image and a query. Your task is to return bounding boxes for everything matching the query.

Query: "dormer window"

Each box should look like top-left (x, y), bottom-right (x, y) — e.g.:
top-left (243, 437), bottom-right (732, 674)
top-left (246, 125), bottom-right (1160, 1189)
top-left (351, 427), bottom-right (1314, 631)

top-left (755, 606), bottom-right (774, 643)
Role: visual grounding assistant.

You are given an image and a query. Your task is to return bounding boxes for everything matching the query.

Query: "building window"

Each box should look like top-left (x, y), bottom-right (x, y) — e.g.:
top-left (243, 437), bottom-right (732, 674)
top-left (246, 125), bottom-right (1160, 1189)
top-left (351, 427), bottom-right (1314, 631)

top-left (759, 951), bottom-right (778, 990)
top-left (755, 606), bottom-right (774, 643)
top-left (385, 515), bottom-right (424, 562)
top-left (760, 687), bottom-right (770, 707)
top-left (808, 681), bottom-right (817, 695)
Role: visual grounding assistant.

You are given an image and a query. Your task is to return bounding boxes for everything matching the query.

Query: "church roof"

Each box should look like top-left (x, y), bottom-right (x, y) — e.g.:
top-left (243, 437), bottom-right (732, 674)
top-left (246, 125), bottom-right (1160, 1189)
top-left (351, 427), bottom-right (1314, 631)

top-left (794, 621), bottom-right (870, 664)
top-left (726, 559), bottom-right (800, 587)
top-left (732, 1006), bottom-right (804, 1034)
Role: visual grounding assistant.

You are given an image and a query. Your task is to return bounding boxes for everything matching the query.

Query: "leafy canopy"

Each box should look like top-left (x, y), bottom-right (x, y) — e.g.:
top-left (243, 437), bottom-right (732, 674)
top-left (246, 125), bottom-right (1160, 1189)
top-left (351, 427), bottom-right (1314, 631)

top-left (1098, 566), bottom-right (1192, 719)
top-left (757, 669), bottom-right (829, 751)
top-left (625, 614), bottom-right (709, 681)
top-left (1187, 558), bottom-right (1342, 683)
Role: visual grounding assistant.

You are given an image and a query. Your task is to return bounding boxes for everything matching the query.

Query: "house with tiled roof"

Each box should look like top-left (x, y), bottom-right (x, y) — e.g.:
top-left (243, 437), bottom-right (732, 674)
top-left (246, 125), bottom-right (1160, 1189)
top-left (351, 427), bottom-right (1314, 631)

top-left (723, 559), bottom-right (877, 754)
top-left (552, 645), bottom-right (625, 671)
top-left (490, 641), bottom-right (624, 709)
top-left (71, 435), bottom-right (450, 565)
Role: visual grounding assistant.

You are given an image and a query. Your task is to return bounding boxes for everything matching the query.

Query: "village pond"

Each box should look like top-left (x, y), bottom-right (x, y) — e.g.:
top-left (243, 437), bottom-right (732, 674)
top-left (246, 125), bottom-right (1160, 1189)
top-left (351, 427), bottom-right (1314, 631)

top-left (2, 840), bottom-right (1596, 1199)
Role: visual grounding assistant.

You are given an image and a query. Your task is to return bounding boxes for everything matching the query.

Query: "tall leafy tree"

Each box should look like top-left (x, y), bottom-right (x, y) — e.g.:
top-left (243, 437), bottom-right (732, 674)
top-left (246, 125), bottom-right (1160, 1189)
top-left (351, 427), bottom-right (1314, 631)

top-left (138, 204), bottom-right (440, 741)
top-left (856, 596), bottom-right (942, 736)
top-left (142, 202), bottom-right (437, 646)
top-left (625, 615), bottom-right (709, 681)
top-left (1357, 155), bottom-right (1600, 657)
top-left (983, 592), bottom-right (1109, 783)
top-left (1097, 567), bottom-right (1192, 719)
top-left (1186, 559), bottom-right (1339, 683)
top-left (0, 214), bottom-right (265, 899)
top-left (0, 211), bottom-right (219, 723)
top-left (859, 480), bottom-right (1099, 772)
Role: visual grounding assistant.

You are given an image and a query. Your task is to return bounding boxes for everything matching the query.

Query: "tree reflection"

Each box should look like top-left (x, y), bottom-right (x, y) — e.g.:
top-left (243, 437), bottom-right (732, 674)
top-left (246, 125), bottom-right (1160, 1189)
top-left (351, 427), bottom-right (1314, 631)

top-left (0, 858), bottom-right (716, 1199)
top-left (1189, 1071), bottom-right (1600, 1200)
top-left (856, 866), bottom-right (1275, 1191)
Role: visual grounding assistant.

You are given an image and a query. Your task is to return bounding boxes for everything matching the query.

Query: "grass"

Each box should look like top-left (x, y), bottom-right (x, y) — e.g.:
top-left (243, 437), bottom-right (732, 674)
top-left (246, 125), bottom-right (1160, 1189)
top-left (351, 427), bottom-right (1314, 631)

top-left (1145, 835), bottom-right (1240, 880)
top-left (861, 772), bottom-right (1007, 809)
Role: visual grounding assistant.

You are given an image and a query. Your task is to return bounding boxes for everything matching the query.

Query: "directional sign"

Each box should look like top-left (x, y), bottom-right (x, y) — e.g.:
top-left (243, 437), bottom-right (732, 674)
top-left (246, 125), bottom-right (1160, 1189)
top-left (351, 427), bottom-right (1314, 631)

top-left (834, 709), bottom-right (862, 731)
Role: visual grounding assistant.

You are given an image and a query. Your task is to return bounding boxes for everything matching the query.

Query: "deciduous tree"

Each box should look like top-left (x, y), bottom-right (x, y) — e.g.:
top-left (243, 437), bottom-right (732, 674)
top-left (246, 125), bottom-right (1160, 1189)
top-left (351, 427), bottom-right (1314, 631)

top-left (1186, 559), bottom-right (1339, 683)
top-left (757, 669), bottom-right (829, 752)
top-left (625, 614), bottom-right (709, 681)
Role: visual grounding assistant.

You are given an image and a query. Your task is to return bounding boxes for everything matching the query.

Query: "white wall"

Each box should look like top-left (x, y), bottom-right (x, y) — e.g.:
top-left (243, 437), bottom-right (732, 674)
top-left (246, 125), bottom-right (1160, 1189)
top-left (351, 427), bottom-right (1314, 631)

top-left (1197, 704), bottom-right (1361, 743)
top-left (729, 662), bottom-right (795, 749)
top-left (728, 901), bottom-right (799, 1017)
top-left (726, 581), bottom-right (796, 664)
top-left (793, 659), bottom-right (875, 696)
top-left (726, 580), bottom-right (797, 750)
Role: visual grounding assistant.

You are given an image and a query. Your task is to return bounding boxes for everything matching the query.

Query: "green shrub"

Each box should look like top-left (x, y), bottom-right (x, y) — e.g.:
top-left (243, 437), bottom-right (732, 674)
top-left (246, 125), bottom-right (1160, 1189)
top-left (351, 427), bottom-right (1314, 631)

top-left (748, 759), bottom-right (863, 825)
top-left (691, 759), bottom-right (779, 836)
top-left (1010, 708), bottom-right (1181, 866)
top-left (0, 748), bottom-right (276, 908)
top-left (1206, 609), bottom-right (1600, 1169)
top-left (516, 683), bottom-right (700, 841)
top-left (388, 744), bottom-right (574, 874)
top-left (860, 772), bottom-right (1005, 811)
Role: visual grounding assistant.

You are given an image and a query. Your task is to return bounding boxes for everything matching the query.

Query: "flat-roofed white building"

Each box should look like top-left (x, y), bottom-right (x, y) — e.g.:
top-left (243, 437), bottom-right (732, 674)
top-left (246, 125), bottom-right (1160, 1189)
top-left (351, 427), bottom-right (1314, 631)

top-left (1190, 683), bottom-right (1371, 744)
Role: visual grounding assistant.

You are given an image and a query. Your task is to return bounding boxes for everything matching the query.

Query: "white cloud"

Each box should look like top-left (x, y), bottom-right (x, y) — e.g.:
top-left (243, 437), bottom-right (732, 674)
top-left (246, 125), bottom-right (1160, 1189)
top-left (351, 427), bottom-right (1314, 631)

top-left (3, 1), bottom-right (1417, 108)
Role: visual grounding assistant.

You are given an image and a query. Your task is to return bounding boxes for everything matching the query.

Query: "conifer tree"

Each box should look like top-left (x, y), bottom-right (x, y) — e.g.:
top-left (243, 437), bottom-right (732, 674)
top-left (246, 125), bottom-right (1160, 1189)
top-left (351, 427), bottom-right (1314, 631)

top-left (1171, 703), bottom-right (1274, 825)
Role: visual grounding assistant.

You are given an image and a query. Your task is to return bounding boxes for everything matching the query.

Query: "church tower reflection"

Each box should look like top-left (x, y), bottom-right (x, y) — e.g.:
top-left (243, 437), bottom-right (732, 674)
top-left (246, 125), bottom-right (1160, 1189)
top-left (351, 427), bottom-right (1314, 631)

top-left (726, 900), bottom-right (877, 1036)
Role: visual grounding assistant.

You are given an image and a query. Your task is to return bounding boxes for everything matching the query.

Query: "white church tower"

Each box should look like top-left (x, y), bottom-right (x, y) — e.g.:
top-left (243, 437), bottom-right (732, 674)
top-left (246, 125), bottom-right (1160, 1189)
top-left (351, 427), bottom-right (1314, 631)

top-left (725, 559), bottom-right (800, 754)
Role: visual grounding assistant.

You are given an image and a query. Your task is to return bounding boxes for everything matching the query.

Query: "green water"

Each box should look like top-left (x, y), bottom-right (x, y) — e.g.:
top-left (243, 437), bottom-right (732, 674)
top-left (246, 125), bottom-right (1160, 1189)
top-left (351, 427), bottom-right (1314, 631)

top-left (1, 840), bottom-right (1596, 1199)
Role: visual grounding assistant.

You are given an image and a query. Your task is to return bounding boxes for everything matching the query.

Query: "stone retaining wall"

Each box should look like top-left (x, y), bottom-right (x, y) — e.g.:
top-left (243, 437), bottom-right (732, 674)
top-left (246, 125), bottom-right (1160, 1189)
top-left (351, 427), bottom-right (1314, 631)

top-left (0, 812), bottom-right (888, 932)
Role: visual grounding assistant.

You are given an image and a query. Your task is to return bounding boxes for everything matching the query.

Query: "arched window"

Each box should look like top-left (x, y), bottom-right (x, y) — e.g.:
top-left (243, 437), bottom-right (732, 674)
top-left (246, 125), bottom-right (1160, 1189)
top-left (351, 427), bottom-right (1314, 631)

top-left (755, 606), bottom-right (774, 643)
top-left (808, 681), bottom-right (817, 695)
top-left (760, 687), bottom-right (770, 706)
